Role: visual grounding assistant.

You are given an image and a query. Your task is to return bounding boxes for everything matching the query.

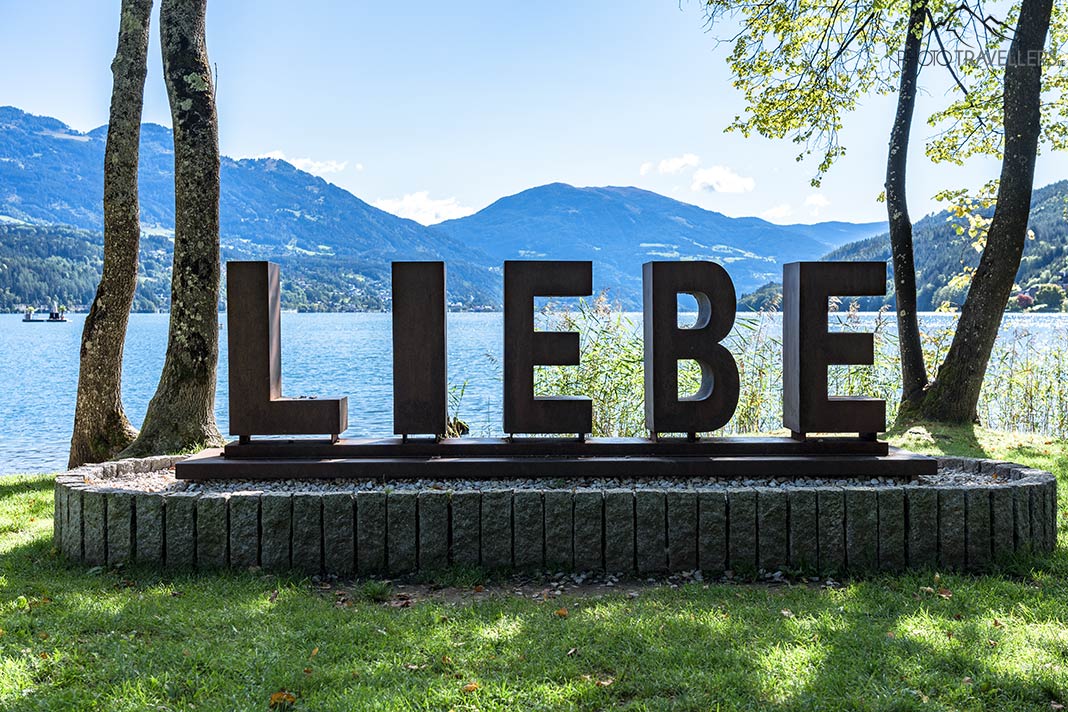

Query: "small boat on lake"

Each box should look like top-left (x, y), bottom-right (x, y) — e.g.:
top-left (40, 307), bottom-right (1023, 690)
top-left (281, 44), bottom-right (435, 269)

top-left (46, 302), bottom-right (68, 322)
top-left (22, 302), bottom-right (68, 322)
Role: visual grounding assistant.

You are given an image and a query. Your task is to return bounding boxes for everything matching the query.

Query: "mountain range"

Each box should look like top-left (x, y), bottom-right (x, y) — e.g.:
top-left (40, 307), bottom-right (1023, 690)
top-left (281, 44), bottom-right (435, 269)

top-left (739, 180), bottom-right (1068, 311)
top-left (825, 180), bottom-right (1068, 310)
top-left (431, 183), bottom-right (884, 306)
top-left (0, 106), bottom-right (885, 311)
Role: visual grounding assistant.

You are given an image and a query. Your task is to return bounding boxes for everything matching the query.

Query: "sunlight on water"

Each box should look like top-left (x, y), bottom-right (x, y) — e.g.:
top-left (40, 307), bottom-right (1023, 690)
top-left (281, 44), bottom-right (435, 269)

top-left (0, 312), bottom-right (504, 475)
top-left (1, 311), bottom-right (1065, 474)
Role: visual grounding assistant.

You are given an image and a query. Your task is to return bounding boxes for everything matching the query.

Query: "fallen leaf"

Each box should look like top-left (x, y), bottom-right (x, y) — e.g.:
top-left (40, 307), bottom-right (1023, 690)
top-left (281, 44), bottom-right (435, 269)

top-left (938, 588), bottom-right (953, 600)
top-left (462, 682), bottom-right (480, 693)
top-left (954, 613), bottom-right (963, 620)
top-left (567, 648), bottom-right (578, 657)
top-left (38, 651), bottom-right (49, 659)
top-left (988, 639), bottom-right (998, 648)
top-left (886, 631), bottom-right (896, 639)
top-left (1050, 702), bottom-right (1064, 710)
top-left (473, 585), bottom-right (485, 593)
top-left (596, 678), bottom-right (614, 687)
top-left (310, 647), bottom-right (319, 657)
top-left (269, 690), bottom-right (296, 708)
top-left (37, 632), bottom-right (48, 640)
top-left (555, 608), bottom-right (569, 618)
top-left (963, 677), bottom-right (973, 684)
top-left (405, 663), bottom-right (422, 671)
top-left (919, 586), bottom-right (935, 594)
top-left (781, 609), bottom-right (795, 619)
top-left (303, 667), bottom-right (313, 675)
top-left (993, 619), bottom-right (1003, 628)
top-left (268, 590), bottom-right (279, 603)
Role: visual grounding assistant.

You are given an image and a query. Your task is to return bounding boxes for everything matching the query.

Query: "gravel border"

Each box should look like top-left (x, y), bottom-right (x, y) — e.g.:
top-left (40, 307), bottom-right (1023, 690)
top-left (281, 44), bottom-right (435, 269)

top-left (84, 463), bottom-right (1012, 494)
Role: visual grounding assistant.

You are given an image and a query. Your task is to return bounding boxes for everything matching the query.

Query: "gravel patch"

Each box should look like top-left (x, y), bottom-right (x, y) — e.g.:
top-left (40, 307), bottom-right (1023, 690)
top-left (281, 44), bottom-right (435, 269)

top-left (87, 467), bottom-right (183, 493)
top-left (913, 471), bottom-right (1015, 487)
top-left (83, 466), bottom-right (1018, 495)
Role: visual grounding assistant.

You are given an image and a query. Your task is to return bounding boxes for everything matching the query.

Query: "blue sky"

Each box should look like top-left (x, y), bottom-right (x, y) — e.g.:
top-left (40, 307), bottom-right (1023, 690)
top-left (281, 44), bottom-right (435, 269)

top-left (1, 0), bottom-right (1065, 225)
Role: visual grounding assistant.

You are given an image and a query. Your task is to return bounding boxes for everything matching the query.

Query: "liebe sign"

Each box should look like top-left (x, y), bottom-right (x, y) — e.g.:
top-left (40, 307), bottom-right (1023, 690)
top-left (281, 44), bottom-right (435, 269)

top-left (225, 259), bottom-right (887, 443)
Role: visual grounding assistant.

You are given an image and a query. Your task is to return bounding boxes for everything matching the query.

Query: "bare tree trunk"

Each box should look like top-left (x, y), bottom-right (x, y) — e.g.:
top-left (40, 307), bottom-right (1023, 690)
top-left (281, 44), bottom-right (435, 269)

top-left (68, 0), bottom-right (154, 468)
top-left (886, 0), bottom-right (929, 423)
top-left (121, 0), bottom-right (223, 456)
top-left (919, 0), bottom-right (1053, 422)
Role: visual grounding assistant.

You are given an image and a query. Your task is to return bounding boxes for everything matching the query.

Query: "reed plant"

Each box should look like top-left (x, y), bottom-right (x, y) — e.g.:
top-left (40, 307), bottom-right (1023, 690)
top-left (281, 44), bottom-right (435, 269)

top-left (531, 295), bottom-right (1068, 439)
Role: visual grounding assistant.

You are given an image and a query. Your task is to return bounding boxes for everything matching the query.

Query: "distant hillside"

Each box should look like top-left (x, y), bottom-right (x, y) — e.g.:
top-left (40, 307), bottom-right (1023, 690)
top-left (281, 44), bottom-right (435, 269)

top-left (0, 222), bottom-right (169, 312)
top-left (431, 183), bottom-right (883, 304)
top-left (739, 180), bottom-right (1068, 311)
top-left (0, 106), bottom-right (499, 310)
top-left (0, 220), bottom-right (428, 312)
top-left (0, 106), bottom-right (889, 311)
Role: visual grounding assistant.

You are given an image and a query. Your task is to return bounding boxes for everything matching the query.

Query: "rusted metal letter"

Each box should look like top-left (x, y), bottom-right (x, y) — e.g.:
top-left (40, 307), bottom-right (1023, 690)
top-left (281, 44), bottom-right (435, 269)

top-left (392, 262), bottom-right (447, 437)
top-left (643, 261), bottom-right (739, 436)
top-left (782, 261), bottom-right (886, 438)
top-left (226, 261), bottom-right (348, 442)
top-left (503, 261), bottom-right (593, 435)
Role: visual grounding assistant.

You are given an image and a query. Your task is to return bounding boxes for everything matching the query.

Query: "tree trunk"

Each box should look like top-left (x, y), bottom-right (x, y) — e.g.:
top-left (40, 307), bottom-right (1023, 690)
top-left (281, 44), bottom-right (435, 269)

top-left (68, 0), bottom-right (154, 468)
top-left (886, 0), bottom-right (929, 421)
top-left (121, 0), bottom-right (224, 456)
top-left (919, 0), bottom-right (1053, 422)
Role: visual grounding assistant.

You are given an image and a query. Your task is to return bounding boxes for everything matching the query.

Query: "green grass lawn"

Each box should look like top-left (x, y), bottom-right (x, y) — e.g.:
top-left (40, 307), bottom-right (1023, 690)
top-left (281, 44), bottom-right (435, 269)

top-left (1, 424), bottom-right (1067, 711)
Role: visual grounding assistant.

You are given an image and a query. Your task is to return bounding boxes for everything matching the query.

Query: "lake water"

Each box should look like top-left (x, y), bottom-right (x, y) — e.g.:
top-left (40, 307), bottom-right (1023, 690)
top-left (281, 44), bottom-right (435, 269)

top-left (2, 311), bottom-right (1066, 475)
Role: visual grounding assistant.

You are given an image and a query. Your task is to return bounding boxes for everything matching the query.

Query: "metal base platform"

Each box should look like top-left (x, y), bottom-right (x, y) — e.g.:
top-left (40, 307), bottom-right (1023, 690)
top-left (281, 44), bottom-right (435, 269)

top-left (176, 437), bottom-right (936, 480)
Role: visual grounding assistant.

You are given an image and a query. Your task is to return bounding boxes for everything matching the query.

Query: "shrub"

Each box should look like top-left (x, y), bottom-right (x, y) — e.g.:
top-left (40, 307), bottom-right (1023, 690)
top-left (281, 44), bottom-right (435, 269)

top-left (1032, 283), bottom-right (1067, 312)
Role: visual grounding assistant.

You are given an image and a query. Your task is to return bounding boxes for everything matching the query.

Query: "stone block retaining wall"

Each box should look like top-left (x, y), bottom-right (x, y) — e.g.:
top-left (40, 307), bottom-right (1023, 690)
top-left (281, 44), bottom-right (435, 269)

top-left (54, 457), bottom-right (1058, 576)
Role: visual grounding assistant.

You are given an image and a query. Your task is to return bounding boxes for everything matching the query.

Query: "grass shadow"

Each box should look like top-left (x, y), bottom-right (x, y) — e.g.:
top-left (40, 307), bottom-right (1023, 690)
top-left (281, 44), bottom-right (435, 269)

top-left (0, 473), bottom-right (54, 502)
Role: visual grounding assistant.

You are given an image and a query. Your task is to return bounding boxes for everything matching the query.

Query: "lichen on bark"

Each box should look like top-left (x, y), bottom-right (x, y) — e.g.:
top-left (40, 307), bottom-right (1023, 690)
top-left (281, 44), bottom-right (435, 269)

top-left (120, 0), bottom-right (224, 457)
top-left (68, 0), bottom-right (154, 468)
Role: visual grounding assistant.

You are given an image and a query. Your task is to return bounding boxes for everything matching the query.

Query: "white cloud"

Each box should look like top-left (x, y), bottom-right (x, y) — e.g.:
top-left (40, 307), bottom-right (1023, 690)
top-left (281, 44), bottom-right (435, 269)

top-left (657, 153), bottom-right (700, 175)
top-left (760, 203), bottom-right (794, 222)
top-left (691, 165), bottom-right (755, 193)
top-left (372, 191), bottom-right (475, 225)
top-left (254, 149), bottom-right (349, 176)
top-left (639, 161), bottom-right (654, 176)
top-left (289, 157), bottom-right (348, 175)
top-left (804, 193), bottom-right (831, 216)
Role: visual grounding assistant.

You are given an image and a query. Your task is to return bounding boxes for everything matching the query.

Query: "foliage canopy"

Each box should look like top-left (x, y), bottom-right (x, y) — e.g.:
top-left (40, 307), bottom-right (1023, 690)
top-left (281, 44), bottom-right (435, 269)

top-left (704, 0), bottom-right (1068, 188)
